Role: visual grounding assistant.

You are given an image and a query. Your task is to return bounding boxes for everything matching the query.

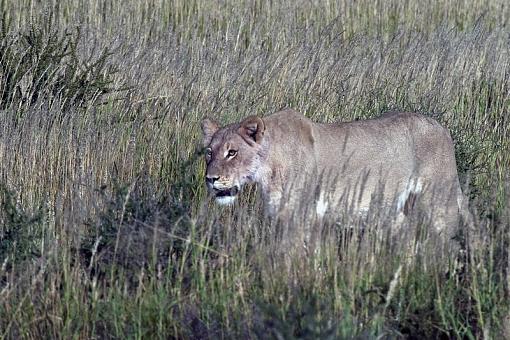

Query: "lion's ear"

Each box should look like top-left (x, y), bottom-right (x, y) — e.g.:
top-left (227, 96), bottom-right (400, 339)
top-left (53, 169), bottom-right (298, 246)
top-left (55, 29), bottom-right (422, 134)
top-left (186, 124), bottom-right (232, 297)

top-left (239, 115), bottom-right (265, 144)
top-left (201, 118), bottom-right (220, 146)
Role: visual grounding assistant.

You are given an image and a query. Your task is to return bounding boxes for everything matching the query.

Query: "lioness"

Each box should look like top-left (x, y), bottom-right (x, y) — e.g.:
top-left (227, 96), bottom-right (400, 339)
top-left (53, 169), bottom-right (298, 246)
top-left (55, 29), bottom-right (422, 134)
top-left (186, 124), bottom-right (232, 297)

top-left (201, 108), bottom-right (470, 239)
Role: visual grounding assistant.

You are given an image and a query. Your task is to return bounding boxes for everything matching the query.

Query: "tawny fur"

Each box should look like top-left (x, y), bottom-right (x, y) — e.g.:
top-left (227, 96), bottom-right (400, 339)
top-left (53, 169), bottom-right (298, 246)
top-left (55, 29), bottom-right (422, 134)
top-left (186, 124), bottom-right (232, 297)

top-left (201, 108), bottom-right (471, 239)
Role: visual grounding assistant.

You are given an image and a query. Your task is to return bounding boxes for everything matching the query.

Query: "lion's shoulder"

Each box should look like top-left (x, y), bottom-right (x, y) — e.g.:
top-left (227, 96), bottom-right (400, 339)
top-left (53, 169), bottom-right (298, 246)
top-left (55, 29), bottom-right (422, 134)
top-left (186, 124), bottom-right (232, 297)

top-left (263, 109), bottom-right (315, 145)
top-left (265, 108), bottom-right (310, 122)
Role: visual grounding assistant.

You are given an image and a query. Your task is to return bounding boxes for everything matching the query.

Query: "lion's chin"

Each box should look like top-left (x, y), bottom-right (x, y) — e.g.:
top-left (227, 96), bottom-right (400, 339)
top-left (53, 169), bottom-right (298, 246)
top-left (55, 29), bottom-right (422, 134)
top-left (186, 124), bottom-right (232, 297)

top-left (211, 186), bottom-right (239, 206)
top-left (215, 196), bottom-right (237, 205)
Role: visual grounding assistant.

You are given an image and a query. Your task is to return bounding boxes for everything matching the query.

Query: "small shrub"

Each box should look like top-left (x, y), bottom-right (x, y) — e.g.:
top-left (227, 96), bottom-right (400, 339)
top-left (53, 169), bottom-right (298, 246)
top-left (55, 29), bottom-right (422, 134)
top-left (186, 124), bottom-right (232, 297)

top-left (79, 155), bottom-right (201, 287)
top-left (0, 185), bottom-right (44, 268)
top-left (0, 12), bottom-right (118, 115)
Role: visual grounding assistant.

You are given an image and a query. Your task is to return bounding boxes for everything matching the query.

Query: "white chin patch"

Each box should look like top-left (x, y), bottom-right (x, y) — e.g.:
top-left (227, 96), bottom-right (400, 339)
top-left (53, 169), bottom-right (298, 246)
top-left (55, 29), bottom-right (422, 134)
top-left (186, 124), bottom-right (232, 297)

top-left (216, 196), bottom-right (236, 205)
top-left (316, 197), bottom-right (329, 217)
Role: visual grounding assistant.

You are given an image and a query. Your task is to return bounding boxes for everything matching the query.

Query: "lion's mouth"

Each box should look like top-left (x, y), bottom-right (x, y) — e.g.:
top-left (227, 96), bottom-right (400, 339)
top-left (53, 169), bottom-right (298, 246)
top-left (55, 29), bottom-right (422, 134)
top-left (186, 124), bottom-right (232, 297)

top-left (214, 186), bottom-right (239, 198)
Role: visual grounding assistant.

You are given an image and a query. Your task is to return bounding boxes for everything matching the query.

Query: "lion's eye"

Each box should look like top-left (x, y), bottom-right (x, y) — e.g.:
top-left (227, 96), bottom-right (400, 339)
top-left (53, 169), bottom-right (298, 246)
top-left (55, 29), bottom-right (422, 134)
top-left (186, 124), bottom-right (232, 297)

top-left (227, 150), bottom-right (237, 158)
top-left (205, 148), bottom-right (212, 157)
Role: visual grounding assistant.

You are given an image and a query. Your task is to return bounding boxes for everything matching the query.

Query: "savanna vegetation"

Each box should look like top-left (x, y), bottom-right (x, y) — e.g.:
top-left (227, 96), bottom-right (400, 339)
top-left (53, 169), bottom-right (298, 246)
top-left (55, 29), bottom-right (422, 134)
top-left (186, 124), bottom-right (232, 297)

top-left (0, 0), bottom-right (509, 338)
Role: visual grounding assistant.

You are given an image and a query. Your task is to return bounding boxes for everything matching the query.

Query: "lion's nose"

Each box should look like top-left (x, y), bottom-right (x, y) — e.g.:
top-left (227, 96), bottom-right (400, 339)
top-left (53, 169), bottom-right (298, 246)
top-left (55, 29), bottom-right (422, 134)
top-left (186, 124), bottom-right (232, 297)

top-left (206, 175), bottom-right (219, 185)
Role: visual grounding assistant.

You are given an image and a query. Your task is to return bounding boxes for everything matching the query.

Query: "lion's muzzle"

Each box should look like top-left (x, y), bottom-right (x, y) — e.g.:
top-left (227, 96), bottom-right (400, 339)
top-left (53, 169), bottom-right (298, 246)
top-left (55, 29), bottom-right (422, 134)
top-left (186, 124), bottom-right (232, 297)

top-left (205, 175), bottom-right (240, 204)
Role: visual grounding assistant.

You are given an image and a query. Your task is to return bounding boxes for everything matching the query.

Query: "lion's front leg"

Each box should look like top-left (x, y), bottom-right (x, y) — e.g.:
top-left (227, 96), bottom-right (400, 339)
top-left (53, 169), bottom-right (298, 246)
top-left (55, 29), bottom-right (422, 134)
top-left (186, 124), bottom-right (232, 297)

top-left (267, 185), bottom-right (323, 259)
top-left (263, 189), bottom-right (284, 218)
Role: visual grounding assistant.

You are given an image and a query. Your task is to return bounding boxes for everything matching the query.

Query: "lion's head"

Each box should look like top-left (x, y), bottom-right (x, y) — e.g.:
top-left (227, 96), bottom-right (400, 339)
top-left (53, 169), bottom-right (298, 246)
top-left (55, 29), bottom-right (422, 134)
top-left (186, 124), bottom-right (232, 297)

top-left (201, 115), bottom-right (267, 205)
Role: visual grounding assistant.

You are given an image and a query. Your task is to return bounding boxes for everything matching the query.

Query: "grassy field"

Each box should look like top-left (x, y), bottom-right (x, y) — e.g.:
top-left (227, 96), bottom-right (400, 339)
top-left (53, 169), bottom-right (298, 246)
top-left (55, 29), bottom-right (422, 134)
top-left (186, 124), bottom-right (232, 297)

top-left (0, 0), bottom-right (509, 338)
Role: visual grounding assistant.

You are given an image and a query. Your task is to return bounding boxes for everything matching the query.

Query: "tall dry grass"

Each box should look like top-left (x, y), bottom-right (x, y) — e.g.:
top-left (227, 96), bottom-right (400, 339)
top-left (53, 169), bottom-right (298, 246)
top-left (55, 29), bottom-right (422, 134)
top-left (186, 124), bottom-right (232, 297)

top-left (0, 0), bottom-right (509, 338)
